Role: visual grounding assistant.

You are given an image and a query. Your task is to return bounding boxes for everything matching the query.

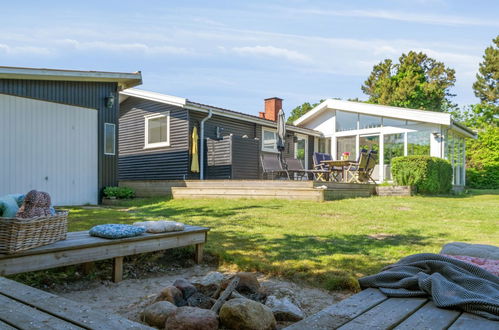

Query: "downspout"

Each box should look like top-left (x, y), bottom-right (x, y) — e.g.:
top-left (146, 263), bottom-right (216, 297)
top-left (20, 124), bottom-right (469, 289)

top-left (199, 109), bottom-right (213, 180)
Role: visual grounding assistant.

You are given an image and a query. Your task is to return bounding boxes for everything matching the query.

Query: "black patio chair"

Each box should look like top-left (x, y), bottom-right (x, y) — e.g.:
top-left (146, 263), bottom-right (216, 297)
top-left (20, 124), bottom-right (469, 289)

top-left (312, 152), bottom-right (332, 181)
top-left (261, 153), bottom-right (290, 179)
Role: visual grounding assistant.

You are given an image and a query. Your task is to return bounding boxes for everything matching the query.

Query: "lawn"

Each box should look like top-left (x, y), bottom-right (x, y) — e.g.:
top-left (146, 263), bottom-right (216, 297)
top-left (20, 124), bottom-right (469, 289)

top-left (67, 190), bottom-right (499, 291)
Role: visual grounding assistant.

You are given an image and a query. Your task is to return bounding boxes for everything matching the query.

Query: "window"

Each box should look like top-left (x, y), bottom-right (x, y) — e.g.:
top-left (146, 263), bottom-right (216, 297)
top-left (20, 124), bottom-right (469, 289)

top-left (407, 129), bottom-right (431, 156)
top-left (336, 136), bottom-right (356, 160)
top-left (382, 117), bottom-right (406, 127)
top-left (359, 114), bottom-right (381, 129)
top-left (104, 123), bottom-right (116, 155)
top-left (262, 127), bottom-right (278, 152)
top-left (336, 111), bottom-right (358, 132)
top-left (145, 112), bottom-right (170, 148)
top-left (384, 133), bottom-right (404, 165)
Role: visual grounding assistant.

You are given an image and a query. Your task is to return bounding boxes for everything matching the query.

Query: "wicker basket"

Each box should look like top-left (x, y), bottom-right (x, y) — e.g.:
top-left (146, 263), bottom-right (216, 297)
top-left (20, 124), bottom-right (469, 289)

top-left (0, 211), bottom-right (68, 254)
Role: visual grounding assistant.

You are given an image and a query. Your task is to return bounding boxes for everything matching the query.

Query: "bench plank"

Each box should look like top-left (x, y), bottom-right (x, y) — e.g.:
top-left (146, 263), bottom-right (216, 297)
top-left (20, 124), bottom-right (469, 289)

top-left (0, 230), bottom-right (207, 276)
top-left (395, 301), bottom-right (461, 330)
top-left (0, 293), bottom-right (84, 329)
top-left (338, 297), bottom-right (427, 329)
top-left (0, 277), bottom-right (151, 329)
top-left (0, 320), bottom-right (17, 329)
top-left (448, 312), bottom-right (499, 330)
top-left (284, 288), bottom-right (388, 330)
top-left (0, 225), bottom-right (209, 258)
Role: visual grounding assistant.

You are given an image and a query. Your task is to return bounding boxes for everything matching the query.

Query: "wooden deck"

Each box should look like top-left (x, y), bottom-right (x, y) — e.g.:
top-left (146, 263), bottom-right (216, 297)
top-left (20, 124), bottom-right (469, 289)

top-left (0, 225), bottom-right (209, 282)
top-left (170, 180), bottom-right (375, 201)
top-left (285, 288), bottom-right (498, 329)
top-left (0, 276), bottom-right (152, 329)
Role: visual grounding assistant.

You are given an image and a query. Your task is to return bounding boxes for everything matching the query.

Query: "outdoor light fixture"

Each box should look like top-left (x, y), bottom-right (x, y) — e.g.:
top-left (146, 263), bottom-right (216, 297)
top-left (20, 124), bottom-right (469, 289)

top-left (105, 93), bottom-right (115, 109)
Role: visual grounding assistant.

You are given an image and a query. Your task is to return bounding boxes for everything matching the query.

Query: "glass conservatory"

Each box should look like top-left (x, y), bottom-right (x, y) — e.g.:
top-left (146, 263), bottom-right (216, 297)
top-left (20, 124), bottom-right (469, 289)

top-left (294, 99), bottom-right (475, 185)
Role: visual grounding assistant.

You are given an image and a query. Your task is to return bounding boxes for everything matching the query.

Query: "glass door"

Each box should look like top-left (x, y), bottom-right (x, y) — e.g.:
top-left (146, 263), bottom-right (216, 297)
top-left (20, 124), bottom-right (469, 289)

top-left (294, 134), bottom-right (308, 169)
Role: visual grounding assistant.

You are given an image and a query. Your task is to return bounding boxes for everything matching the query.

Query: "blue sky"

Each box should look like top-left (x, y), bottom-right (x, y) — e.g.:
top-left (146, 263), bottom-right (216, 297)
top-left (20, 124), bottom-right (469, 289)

top-left (1, 0), bottom-right (497, 115)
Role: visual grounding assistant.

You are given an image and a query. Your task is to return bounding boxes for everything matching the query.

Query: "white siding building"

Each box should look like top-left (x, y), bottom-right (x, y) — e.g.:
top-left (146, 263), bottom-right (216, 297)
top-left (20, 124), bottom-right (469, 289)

top-left (294, 99), bottom-right (476, 186)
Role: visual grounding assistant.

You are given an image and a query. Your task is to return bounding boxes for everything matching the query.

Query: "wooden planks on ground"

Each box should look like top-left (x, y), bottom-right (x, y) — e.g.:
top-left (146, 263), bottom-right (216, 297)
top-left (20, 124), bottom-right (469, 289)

top-left (285, 288), bottom-right (388, 329)
top-left (395, 301), bottom-right (461, 330)
top-left (338, 297), bottom-right (427, 329)
top-left (0, 277), bottom-right (151, 329)
top-left (448, 312), bottom-right (499, 330)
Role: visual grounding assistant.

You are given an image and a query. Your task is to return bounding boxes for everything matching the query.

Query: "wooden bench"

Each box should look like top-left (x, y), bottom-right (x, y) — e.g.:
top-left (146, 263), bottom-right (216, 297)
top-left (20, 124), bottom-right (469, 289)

top-left (0, 225), bottom-right (209, 282)
top-left (285, 288), bottom-right (498, 329)
top-left (0, 276), bottom-right (152, 329)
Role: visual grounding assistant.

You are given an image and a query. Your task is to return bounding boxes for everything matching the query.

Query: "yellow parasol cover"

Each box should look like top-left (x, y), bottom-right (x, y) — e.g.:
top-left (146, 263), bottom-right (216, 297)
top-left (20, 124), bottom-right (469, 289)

top-left (190, 126), bottom-right (199, 173)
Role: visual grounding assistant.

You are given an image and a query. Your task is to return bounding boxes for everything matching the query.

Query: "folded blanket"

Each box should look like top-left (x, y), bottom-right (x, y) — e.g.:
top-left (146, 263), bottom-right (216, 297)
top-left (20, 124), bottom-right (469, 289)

top-left (359, 253), bottom-right (499, 320)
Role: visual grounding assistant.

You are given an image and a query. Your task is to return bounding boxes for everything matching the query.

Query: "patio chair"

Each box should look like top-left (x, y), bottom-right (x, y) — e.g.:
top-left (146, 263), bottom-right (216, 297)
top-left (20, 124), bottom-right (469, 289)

top-left (260, 153), bottom-right (290, 179)
top-left (361, 150), bottom-right (378, 183)
top-left (284, 157), bottom-right (320, 180)
top-left (312, 152), bottom-right (334, 181)
top-left (345, 149), bottom-right (369, 183)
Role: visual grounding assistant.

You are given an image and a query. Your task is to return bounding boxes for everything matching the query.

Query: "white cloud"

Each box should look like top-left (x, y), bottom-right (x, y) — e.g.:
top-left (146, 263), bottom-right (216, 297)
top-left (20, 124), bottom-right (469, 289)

top-left (0, 44), bottom-right (52, 56)
top-left (59, 39), bottom-right (192, 55)
top-left (231, 45), bottom-right (310, 62)
top-left (285, 8), bottom-right (499, 27)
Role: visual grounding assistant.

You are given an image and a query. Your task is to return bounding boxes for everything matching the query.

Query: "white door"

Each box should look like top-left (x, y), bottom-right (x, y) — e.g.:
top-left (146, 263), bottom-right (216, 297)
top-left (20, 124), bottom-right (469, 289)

top-left (294, 134), bottom-right (309, 169)
top-left (0, 94), bottom-right (98, 206)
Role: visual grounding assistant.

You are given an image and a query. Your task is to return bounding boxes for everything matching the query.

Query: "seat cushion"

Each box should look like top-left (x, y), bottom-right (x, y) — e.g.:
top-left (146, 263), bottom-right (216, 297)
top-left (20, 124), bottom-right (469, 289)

top-left (89, 224), bottom-right (145, 239)
top-left (0, 195), bottom-right (20, 218)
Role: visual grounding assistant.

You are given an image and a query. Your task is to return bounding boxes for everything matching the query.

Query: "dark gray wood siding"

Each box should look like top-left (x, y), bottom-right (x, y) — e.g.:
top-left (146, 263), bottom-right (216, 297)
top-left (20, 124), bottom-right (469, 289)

top-left (190, 111), bottom-right (257, 139)
top-left (119, 98), bottom-right (189, 180)
top-left (0, 79), bottom-right (119, 194)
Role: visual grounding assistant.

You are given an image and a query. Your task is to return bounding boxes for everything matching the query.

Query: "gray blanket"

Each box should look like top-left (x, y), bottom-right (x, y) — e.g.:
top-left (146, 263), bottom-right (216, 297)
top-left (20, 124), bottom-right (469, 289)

top-left (359, 253), bottom-right (499, 320)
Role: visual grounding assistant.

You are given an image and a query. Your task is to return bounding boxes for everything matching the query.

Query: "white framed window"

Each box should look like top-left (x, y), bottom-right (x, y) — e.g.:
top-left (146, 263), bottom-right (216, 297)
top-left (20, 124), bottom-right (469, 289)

top-left (261, 127), bottom-right (278, 152)
top-left (104, 123), bottom-right (116, 155)
top-left (144, 112), bottom-right (170, 149)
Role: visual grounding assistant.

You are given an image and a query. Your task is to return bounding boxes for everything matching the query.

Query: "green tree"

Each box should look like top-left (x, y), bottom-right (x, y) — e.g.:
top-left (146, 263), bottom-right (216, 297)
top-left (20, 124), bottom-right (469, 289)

top-left (362, 51), bottom-right (456, 111)
top-left (473, 35), bottom-right (499, 106)
top-left (471, 35), bottom-right (499, 126)
top-left (287, 100), bottom-right (324, 124)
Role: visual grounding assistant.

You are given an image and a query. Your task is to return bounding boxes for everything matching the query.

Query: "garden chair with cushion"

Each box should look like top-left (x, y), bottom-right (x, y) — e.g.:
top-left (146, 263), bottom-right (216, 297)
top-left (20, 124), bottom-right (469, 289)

top-left (362, 150), bottom-right (378, 183)
top-left (312, 152), bottom-right (335, 181)
top-left (260, 153), bottom-right (290, 180)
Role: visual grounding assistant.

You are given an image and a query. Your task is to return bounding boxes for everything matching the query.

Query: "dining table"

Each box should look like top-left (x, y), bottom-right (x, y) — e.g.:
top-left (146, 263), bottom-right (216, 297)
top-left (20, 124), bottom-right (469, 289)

top-left (320, 159), bottom-right (356, 183)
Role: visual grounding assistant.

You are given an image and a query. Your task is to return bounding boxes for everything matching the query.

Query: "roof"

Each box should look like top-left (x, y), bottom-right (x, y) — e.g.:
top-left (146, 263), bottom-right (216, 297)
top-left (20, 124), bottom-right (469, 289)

top-left (294, 98), bottom-right (476, 138)
top-left (120, 88), bottom-right (323, 137)
top-left (0, 66), bottom-right (142, 90)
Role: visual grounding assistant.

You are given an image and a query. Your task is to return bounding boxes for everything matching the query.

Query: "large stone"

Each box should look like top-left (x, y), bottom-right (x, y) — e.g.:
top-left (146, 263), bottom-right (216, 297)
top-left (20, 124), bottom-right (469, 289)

top-left (235, 272), bottom-right (260, 294)
top-left (165, 306), bottom-right (218, 330)
top-left (187, 292), bottom-right (214, 309)
top-left (198, 271), bottom-right (224, 287)
top-left (173, 278), bottom-right (197, 299)
top-left (265, 295), bottom-right (305, 321)
top-left (219, 298), bottom-right (276, 330)
top-left (156, 286), bottom-right (187, 306)
top-left (141, 301), bottom-right (177, 328)
top-left (193, 283), bottom-right (219, 298)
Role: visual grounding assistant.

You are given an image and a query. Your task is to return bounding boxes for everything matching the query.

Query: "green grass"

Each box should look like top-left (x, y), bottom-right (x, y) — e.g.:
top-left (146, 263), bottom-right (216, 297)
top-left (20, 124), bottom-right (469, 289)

top-left (65, 190), bottom-right (499, 291)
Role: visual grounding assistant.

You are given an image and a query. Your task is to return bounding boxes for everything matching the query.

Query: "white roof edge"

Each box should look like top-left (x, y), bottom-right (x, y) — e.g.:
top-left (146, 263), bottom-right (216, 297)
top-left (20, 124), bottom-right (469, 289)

top-left (0, 66), bottom-right (142, 89)
top-left (120, 88), bottom-right (187, 107)
top-left (294, 99), bottom-right (453, 126)
top-left (450, 121), bottom-right (477, 139)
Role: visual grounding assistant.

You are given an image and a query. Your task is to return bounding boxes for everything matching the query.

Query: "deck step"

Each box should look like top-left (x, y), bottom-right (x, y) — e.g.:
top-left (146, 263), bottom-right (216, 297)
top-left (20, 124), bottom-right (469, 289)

top-left (183, 180), bottom-right (314, 188)
top-left (172, 187), bottom-right (324, 201)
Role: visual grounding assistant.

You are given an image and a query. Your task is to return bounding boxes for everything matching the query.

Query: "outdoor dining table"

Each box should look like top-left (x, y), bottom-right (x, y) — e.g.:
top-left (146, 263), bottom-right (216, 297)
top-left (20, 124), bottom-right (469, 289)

top-left (321, 159), bottom-right (356, 183)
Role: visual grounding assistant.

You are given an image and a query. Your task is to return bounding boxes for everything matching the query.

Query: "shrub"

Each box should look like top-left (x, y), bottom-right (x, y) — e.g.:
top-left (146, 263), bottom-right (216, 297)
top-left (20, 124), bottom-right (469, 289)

top-left (466, 125), bottom-right (499, 189)
top-left (103, 186), bottom-right (135, 199)
top-left (391, 156), bottom-right (453, 194)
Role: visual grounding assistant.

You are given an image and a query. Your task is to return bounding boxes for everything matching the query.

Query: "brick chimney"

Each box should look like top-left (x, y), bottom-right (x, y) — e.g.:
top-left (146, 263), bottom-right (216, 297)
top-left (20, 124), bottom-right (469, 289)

top-left (259, 97), bottom-right (283, 121)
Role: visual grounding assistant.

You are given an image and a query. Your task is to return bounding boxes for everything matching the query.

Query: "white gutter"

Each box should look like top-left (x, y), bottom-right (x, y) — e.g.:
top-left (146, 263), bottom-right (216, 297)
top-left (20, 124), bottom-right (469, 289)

top-left (199, 109), bottom-right (213, 180)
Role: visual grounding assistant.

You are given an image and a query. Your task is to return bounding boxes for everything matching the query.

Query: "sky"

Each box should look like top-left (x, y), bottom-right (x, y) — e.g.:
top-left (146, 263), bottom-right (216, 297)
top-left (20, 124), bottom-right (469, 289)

top-left (1, 0), bottom-right (498, 116)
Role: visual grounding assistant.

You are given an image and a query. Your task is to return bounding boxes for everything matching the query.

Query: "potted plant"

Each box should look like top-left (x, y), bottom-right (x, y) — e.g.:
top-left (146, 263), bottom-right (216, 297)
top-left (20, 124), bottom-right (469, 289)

top-left (341, 152), bottom-right (350, 160)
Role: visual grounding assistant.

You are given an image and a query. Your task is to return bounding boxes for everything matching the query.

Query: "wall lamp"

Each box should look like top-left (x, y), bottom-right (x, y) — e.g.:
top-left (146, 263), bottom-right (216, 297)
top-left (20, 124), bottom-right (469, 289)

top-left (105, 93), bottom-right (115, 109)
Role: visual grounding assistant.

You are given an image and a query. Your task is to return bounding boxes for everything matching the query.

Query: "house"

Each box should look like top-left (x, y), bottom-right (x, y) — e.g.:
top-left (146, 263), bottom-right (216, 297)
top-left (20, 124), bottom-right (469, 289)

top-left (0, 66), bottom-right (142, 205)
top-left (293, 99), bottom-right (477, 187)
top-left (118, 89), bottom-right (323, 183)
